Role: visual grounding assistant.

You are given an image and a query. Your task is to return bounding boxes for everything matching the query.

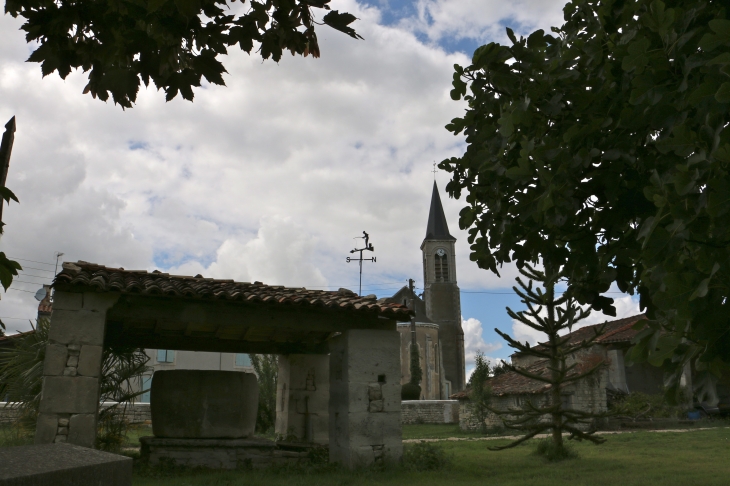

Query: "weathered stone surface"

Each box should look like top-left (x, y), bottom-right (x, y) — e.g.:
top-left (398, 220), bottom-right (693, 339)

top-left (39, 376), bottom-right (99, 414)
top-left (139, 436), bottom-right (292, 470)
top-left (329, 329), bottom-right (402, 468)
top-left (275, 354), bottom-right (329, 444)
top-left (81, 292), bottom-right (120, 312)
top-left (51, 292), bottom-right (83, 311)
top-left (0, 443), bottom-right (132, 485)
top-left (48, 310), bottom-right (106, 346)
top-left (43, 345), bottom-right (68, 376)
top-left (151, 370), bottom-right (258, 439)
top-left (34, 413), bottom-right (59, 444)
top-left (401, 400), bottom-right (460, 424)
top-left (69, 413), bottom-right (97, 448)
top-left (77, 345), bottom-right (103, 377)
top-left (66, 356), bottom-right (79, 367)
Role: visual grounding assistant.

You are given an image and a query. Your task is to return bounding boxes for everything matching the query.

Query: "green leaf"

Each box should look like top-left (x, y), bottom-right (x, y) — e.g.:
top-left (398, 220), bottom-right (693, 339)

top-left (715, 82), bottom-right (730, 103)
top-left (622, 37), bottom-right (650, 73)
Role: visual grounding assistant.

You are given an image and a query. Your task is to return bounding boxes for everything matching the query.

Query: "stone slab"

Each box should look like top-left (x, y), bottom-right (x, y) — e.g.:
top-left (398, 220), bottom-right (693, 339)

top-left (0, 443), bottom-right (131, 485)
top-left (68, 413), bottom-right (97, 448)
top-left (34, 413), bottom-right (58, 444)
top-left (39, 376), bottom-right (99, 414)
top-left (48, 310), bottom-right (106, 346)
top-left (77, 345), bottom-right (103, 377)
top-left (139, 436), bottom-right (308, 469)
top-left (42, 345), bottom-right (68, 377)
top-left (151, 370), bottom-right (258, 439)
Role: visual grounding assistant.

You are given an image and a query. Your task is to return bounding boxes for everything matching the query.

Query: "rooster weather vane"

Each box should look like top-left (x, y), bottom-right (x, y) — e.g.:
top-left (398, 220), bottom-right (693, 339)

top-left (346, 231), bottom-right (376, 296)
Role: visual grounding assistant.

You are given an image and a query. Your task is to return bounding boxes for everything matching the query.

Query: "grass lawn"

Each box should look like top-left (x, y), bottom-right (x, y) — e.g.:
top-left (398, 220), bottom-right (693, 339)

top-left (130, 427), bottom-right (730, 486)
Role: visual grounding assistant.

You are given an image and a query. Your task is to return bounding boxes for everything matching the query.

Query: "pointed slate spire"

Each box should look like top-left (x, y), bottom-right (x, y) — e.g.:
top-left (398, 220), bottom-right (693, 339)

top-left (425, 181), bottom-right (455, 241)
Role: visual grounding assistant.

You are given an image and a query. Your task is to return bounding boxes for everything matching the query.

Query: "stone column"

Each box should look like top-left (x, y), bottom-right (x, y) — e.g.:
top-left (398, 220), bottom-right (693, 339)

top-left (35, 291), bottom-right (119, 448)
top-left (329, 329), bottom-right (402, 468)
top-left (275, 354), bottom-right (329, 444)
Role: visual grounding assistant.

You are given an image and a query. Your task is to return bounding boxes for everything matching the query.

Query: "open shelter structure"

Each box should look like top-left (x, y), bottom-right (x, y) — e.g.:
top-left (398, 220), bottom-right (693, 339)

top-left (35, 261), bottom-right (412, 467)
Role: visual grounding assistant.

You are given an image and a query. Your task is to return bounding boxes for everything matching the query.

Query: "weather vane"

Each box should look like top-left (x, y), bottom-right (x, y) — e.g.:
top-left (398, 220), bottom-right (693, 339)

top-left (346, 231), bottom-right (376, 297)
top-left (432, 162), bottom-right (437, 180)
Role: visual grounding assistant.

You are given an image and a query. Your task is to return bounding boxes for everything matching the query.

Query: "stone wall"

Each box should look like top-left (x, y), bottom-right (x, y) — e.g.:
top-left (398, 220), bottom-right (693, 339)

top-left (401, 400), bottom-right (459, 424)
top-left (0, 402), bottom-right (151, 426)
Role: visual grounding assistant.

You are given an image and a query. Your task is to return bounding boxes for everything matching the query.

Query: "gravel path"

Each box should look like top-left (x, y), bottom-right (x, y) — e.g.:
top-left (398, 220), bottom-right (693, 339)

top-left (402, 426), bottom-right (730, 443)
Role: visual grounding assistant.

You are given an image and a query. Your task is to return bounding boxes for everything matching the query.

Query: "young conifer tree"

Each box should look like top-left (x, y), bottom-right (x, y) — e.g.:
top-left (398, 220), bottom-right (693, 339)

top-left (468, 351), bottom-right (491, 433)
top-left (489, 263), bottom-right (608, 452)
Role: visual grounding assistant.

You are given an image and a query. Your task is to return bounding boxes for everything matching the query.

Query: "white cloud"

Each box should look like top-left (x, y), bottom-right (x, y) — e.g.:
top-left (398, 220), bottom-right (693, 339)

top-left (511, 295), bottom-right (643, 347)
top-left (0, 0), bottom-right (570, 332)
top-left (462, 315), bottom-right (502, 382)
top-left (404, 0), bottom-right (568, 46)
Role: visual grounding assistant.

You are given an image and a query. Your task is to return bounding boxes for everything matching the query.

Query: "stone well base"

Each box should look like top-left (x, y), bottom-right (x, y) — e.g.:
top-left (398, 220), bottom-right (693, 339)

top-left (139, 437), bottom-right (312, 469)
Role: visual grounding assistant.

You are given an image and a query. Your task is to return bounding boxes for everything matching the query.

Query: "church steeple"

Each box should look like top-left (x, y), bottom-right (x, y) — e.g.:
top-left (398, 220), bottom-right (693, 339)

top-left (425, 182), bottom-right (455, 241)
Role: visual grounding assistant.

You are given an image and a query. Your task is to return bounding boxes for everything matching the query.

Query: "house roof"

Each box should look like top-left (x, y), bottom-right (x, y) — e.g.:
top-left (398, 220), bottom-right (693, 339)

top-left (527, 314), bottom-right (647, 354)
top-left (54, 261), bottom-right (413, 320)
top-left (452, 314), bottom-right (647, 400)
top-left (424, 181), bottom-right (455, 241)
top-left (451, 353), bottom-right (607, 399)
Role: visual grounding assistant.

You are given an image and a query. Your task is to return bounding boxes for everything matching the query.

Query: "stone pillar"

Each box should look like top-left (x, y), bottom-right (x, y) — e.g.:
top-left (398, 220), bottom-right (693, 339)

top-left (275, 354), bottom-right (329, 444)
top-left (329, 329), bottom-right (402, 468)
top-left (35, 291), bottom-right (119, 448)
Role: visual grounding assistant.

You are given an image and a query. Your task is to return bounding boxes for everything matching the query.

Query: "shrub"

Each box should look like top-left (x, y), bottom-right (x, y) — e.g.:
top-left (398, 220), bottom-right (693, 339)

top-left (401, 383), bottom-right (421, 400)
top-left (403, 441), bottom-right (453, 471)
top-left (611, 392), bottom-right (681, 419)
top-left (535, 438), bottom-right (578, 462)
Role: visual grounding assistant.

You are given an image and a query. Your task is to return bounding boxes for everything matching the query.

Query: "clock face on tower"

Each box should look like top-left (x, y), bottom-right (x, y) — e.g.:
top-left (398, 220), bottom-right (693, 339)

top-left (436, 249), bottom-right (446, 257)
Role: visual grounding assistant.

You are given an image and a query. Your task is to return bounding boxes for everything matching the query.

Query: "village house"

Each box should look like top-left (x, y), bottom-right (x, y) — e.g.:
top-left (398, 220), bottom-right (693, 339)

top-left (454, 314), bottom-right (692, 431)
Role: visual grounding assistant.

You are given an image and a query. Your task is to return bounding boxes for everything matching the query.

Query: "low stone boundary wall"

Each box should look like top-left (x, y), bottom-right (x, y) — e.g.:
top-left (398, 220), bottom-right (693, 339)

top-left (401, 400), bottom-right (459, 425)
top-left (0, 402), bottom-right (151, 425)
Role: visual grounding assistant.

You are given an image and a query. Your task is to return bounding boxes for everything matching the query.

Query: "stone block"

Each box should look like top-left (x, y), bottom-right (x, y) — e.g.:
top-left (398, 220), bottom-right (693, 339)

top-left (43, 345), bottom-right (68, 376)
top-left (48, 310), bottom-right (106, 346)
top-left (77, 345), bottom-right (103, 377)
top-left (39, 376), bottom-right (99, 414)
top-left (63, 368), bottom-right (78, 377)
top-left (82, 292), bottom-right (120, 312)
top-left (368, 400), bottom-right (384, 413)
top-left (151, 370), bottom-right (258, 439)
top-left (34, 413), bottom-right (59, 444)
top-left (51, 292), bottom-right (83, 311)
top-left (0, 443), bottom-right (132, 485)
top-left (368, 383), bottom-right (382, 401)
top-left (66, 356), bottom-right (79, 367)
top-left (69, 413), bottom-right (97, 448)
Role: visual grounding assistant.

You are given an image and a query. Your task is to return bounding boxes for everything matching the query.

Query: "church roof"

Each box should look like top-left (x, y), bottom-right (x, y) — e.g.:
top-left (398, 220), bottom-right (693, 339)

top-left (425, 181), bottom-right (455, 241)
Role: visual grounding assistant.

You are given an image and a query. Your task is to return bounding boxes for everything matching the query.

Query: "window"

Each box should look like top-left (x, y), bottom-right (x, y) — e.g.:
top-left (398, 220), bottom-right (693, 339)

top-left (435, 249), bottom-right (449, 282)
top-left (157, 349), bottom-right (175, 363)
top-left (235, 353), bottom-right (252, 367)
top-left (139, 375), bottom-right (152, 403)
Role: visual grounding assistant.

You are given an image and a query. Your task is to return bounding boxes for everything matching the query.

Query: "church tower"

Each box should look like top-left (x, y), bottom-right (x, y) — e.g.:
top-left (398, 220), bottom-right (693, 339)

top-left (421, 181), bottom-right (466, 395)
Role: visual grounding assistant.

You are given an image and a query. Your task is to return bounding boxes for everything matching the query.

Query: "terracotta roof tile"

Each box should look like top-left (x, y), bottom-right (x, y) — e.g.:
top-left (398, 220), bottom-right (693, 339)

top-left (54, 261), bottom-right (413, 320)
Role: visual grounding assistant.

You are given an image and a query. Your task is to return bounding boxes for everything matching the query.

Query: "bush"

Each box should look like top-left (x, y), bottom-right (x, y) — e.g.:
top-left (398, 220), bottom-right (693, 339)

top-left (401, 383), bottom-right (421, 400)
top-left (610, 392), bottom-right (681, 419)
top-left (534, 438), bottom-right (578, 462)
top-left (403, 441), bottom-right (453, 471)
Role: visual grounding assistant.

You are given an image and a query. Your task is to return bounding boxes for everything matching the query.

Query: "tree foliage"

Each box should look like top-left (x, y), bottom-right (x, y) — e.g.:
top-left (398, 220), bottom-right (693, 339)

top-left (489, 264), bottom-right (607, 452)
top-left (5, 0), bottom-right (362, 107)
top-left (466, 351), bottom-right (491, 433)
top-left (442, 0), bottom-right (730, 398)
top-left (0, 319), bottom-right (149, 450)
top-left (250, 353), bottom-right (277, 434)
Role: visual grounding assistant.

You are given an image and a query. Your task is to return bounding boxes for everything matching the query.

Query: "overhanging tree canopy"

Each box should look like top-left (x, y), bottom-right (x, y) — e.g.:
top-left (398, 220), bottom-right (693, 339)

top-left (441, 0), bottom-right (730, 395)
top-left (4, 0), bottom-right (362, 107)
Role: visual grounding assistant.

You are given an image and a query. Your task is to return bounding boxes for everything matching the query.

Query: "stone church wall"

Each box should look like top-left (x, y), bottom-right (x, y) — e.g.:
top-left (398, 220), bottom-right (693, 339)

top-left (401, 400), bottom-right (459, 424)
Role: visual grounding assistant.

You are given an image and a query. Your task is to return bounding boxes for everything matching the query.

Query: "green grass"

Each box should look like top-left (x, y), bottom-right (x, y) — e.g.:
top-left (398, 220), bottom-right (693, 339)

top-left (130, 428), bottom-right (730, 486)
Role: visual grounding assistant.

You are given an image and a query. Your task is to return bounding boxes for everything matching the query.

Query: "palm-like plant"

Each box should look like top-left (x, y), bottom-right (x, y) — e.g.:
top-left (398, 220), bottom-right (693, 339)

top-left (0, 318), bottom-right (150, 450)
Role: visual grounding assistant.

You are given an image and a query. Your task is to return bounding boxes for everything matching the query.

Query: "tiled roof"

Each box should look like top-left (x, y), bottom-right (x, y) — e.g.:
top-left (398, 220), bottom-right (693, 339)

top-left (54, 261), bottom-right (413, 320)
top-left (451, 353), bottom-right (607, 399)
top-left (534, 314), bottom-right (648, 351)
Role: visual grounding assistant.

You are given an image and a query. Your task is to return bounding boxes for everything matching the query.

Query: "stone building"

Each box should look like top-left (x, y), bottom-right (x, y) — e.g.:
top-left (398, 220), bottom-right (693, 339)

top-left (387, 182), bottom-right (466, 399)
top-left (453, 314), bottom-right (686, 431)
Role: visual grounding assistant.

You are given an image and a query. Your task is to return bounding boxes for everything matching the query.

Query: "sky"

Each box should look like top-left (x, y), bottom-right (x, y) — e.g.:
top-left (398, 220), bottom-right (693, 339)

top-left (0, 0), bottom-right (641, 378)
